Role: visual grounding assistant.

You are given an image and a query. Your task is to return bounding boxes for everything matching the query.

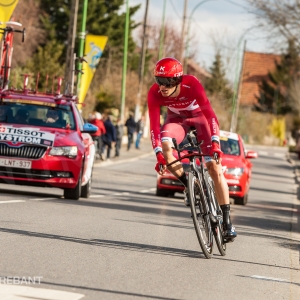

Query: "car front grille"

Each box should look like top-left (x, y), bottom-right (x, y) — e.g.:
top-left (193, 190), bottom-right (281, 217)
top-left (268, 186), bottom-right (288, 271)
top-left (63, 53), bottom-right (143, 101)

top-left (0, 143), bottom-right (47, 159)
top-left (0, 167), bottom-right (55, 180)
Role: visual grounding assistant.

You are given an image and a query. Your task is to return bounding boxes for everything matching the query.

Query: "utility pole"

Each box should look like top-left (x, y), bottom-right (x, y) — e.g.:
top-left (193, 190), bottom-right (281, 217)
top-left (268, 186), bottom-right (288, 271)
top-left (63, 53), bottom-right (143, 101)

top-left (76, 0), bottom-right (88, 99)
top-left (134, 0), bottom-right (149, 121)
top-left (120, 0), bottom-right (130, 123)
top-left (64, 0), bottom-right (79, 94)
top-left (180, 0), bottom-right (188, 65)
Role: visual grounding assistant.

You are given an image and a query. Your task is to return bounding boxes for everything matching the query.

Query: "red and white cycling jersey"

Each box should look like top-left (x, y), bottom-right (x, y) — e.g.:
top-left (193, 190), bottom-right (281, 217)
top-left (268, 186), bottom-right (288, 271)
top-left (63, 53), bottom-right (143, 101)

top-left (148, 75), bottom-right (220, 154)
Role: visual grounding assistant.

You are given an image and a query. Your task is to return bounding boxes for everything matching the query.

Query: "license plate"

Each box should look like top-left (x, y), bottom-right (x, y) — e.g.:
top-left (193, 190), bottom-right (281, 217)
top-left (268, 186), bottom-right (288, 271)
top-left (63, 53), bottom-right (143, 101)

top-left (0, 158), bottom-right (32, 169)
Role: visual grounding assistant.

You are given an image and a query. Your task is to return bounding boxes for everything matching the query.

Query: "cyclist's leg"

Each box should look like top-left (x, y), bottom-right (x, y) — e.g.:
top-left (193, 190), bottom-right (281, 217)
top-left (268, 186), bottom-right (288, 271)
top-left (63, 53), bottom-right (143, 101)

top-left (160, 120), bottom-right (187, 186)
top-left (189, 114), bottom-right (237, 241)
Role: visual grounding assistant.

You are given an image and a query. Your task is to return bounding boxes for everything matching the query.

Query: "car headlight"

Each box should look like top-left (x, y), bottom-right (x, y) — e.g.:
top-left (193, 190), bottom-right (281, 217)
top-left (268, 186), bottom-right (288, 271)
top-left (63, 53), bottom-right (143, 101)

top-left (226, 168), bottom-right (244, 176)
top-left (49, 146), bottom-right (78, 158)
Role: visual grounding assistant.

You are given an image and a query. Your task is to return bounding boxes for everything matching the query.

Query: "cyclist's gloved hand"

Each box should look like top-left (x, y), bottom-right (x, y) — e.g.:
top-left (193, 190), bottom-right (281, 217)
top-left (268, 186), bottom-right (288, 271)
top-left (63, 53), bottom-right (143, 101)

top-left (210, 142), bottom-right (223, 160)
top-left (155, 152), bottom-right (167, 174)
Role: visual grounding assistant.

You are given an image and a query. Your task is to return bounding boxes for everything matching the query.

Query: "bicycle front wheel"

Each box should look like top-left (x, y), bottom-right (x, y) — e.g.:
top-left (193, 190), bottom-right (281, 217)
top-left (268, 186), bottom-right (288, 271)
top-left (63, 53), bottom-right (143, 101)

top-left (204, 171), bottom-right (226, 256)
top-left (188, 172), bottom-right (213, 259)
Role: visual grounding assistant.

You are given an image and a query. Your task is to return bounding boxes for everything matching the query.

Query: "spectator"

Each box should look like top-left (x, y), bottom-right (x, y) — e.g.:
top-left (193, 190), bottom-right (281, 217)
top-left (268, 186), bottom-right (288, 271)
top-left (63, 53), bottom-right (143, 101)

top-left (135, 115), bottom-right (145, 149)
top-left (0, 106), bottom-right (13, 123)
top-left (125, 114), bottom-right (136, 151)
top-left (115, 118), bottom-right (124, 157)
top-left (102, 115), bottom-right (116, 160)
top-left (15, 108), bottom-right (29, 124)
top-left (88, 111), bottom-right (106, 160)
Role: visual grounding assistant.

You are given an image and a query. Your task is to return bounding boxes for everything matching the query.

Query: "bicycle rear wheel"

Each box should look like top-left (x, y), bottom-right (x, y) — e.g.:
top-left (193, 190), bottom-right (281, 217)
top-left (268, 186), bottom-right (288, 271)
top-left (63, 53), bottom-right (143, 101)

top-left (188, 172), bottom-right (213, 258)
top-left (204, 171), bottom-right (226, 256)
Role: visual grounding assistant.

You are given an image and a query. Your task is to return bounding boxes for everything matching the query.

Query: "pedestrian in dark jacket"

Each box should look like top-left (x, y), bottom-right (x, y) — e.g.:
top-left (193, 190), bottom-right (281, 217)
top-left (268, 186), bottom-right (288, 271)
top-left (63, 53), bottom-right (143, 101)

top-left (102, 115), bottom-right (116, 160)
top-left (115, 118), bottom-right (124, 157)
top-left (125, 114), bottom-right (136, 151)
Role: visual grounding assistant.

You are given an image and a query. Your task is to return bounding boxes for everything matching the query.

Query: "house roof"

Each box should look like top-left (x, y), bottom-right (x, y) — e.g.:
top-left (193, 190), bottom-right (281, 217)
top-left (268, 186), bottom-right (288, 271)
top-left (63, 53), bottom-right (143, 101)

top-left (239, 51), bottom-right (281, 105)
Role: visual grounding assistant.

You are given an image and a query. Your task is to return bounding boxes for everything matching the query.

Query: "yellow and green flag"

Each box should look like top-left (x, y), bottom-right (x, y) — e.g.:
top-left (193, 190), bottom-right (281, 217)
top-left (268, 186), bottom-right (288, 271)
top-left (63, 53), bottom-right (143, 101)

top-left (0, 0), bottom-right (19, 24)
top-left (78, 34), bottom-right (108, 104)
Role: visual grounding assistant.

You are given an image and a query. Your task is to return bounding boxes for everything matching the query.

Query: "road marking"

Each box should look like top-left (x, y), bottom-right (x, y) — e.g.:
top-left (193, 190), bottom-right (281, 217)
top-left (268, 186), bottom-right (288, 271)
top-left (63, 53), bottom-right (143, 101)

top-left (258, 151), bottom-right (268, 155)
top-left (90, 194), bottom-right (104, 198)
top-left (29, 198), bottom-right (58, 201)
top-left (251, 275), bottom-right (289, 283)
top-left (0, 200), bottom-right (26, 204)
top-left (140, 189), bottom-right (150, 193)
top-left (274, 153), bottom-right (285, 158)
top-left (0, 284), bottom-right (84, 300)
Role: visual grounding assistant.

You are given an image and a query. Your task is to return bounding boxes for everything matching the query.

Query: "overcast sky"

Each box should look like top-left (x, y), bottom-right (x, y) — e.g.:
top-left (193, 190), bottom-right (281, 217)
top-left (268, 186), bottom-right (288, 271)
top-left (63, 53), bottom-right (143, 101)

top-left (127, 0), bottom-right (271, 81)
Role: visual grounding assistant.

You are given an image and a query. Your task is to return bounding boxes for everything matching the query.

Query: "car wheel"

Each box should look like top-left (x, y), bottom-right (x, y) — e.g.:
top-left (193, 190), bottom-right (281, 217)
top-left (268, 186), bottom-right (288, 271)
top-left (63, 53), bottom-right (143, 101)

top-left (156, 187), bottom-right (169, 197)
top-left (234, 194), bottom-right (248, 205)
top-left (81, 171), bottom-right (92, 198)
top-left (64, 171), bottom-right (82, 200)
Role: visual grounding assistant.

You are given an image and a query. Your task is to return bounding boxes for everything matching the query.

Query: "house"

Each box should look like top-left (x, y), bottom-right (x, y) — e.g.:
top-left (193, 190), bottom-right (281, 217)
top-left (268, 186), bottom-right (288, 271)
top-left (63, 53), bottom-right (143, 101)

top-left (238, 51), bottom-right (281, 106)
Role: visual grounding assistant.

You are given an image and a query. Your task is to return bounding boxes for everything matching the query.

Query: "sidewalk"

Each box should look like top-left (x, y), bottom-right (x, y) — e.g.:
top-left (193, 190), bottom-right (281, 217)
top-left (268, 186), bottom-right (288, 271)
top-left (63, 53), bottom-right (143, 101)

top-left (94, 137), bottom-right (154, 167)
top-left (286, 151), bottom-right (300, 269)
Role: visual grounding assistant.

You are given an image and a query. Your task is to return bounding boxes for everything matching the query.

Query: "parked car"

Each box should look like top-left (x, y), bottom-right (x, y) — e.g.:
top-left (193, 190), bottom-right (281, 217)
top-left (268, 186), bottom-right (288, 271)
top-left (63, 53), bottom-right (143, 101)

top-left (0, 92), bottom-right (97, 200)
top-left (156, 130), bottom-right (258, 205)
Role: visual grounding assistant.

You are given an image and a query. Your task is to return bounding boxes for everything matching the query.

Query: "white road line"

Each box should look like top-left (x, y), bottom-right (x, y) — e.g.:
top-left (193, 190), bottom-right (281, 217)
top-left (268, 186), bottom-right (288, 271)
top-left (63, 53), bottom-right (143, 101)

top-left (258, 151), bottom-right (268, 155)
top-left (148, 188), bottom-right (156, 191)
top-left (29, 198), bottom-right (58, 201)
top-left (113, 193), bottom-right (123, 196)
top-left (122, 192), bottom-right (130, 195)
top-left (90, 195), bottom-right (104, 198)
top-left (140, 189), bottom-right (150, 193)
top-left (274, 153), bottom-right (285, 158)
top-left (251, 275), bottom-right (289, 283)
top-left (0, 284), bottom-right (84, 300)
top-left (0, 200), bottom-right (26, 204)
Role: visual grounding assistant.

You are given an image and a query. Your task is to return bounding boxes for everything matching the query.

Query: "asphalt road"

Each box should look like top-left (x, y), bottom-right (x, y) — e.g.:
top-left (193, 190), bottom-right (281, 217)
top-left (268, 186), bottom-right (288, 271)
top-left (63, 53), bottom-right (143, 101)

top-left (0, 145), bottom-right (299, 300)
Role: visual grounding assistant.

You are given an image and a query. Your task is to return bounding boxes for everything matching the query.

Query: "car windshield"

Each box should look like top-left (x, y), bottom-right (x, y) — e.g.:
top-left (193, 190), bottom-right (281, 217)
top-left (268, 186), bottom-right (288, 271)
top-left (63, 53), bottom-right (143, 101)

top-left (220, 138), bottom-right (240, 156)
top-left (0, 102), bottom-right (76, 130)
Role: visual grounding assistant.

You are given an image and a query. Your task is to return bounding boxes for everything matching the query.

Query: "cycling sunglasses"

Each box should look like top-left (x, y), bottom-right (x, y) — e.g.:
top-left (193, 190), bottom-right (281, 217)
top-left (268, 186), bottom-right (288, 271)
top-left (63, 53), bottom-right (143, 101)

top-left (155, 76), bottom-right (182, 88)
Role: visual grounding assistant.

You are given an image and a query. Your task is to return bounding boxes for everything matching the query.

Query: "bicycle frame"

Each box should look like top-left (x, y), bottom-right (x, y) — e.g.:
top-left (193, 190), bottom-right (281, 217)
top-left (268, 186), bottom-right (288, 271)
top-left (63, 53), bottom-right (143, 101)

top-left (167, 130), bottom-right (226, 258)
top-left (0, 22), bottom-right (25, 89)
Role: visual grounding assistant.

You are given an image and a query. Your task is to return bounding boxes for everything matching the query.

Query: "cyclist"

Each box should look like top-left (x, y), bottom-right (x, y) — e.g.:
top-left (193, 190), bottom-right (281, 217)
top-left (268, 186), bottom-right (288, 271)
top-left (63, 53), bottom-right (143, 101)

top-left (148, 57), bottom-right (237, 241)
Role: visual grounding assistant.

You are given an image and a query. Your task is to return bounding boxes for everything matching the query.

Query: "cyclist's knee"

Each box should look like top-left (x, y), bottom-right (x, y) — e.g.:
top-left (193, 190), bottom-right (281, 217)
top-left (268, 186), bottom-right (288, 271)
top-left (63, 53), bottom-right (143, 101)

top-left (207, 162), bottom-right (221, 181)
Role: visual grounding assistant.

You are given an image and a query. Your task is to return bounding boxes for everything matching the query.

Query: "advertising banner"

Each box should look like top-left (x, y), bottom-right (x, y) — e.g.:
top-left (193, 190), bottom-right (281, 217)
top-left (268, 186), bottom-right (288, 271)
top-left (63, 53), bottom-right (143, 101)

top-left (0, 0), bottom-right (19, 24)
top-left (78, 34), bottom-right (108, 104)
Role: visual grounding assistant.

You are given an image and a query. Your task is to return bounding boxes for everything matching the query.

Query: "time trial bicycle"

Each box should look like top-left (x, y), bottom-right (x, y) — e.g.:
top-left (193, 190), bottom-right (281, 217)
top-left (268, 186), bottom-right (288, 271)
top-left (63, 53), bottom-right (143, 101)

top-left (167, 129), bottom-right (226, 259)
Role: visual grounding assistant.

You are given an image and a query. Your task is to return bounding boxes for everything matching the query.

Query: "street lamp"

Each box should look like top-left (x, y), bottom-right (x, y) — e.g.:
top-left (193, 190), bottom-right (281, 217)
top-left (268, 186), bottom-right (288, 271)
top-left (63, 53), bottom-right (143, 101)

top-left (230, 26), bottom-right (255, 132)
top-left (159, 0), bottom-right (167, 60)
top-left (184, 0), bottom-right (216, 74)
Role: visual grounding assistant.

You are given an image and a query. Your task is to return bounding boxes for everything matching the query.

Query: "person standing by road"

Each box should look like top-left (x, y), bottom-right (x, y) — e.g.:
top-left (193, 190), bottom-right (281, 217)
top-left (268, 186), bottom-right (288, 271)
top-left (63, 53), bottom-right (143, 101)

top-left (88, 112), bottom-right (106, 160)
top-left (125, 114), bottom-right (136, 151)
top-left (135, 116), bottom-right (145, 149)
top-left (147, 57), bottom-right (236, 242)
top-left (102, 115), bottom-right (116, 161)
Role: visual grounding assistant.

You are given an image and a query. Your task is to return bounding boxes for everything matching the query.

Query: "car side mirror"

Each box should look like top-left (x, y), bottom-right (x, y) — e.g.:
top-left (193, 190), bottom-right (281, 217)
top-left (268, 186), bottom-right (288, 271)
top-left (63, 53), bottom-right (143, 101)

top-left (82, 123), bottom-right (98, 134)
top-left (246, 150), bottom-right (258, 159)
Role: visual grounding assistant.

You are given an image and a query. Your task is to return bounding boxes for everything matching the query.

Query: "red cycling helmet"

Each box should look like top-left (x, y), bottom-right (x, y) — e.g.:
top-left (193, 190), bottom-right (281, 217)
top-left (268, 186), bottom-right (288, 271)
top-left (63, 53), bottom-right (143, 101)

top-left (154, 57), bottom-right (183, 87)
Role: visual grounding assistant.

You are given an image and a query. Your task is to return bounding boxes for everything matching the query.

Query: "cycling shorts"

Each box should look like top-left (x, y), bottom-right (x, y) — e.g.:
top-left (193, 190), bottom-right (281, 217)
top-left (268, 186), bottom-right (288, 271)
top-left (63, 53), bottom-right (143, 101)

top-left (160, 112), bottom-right (213, 163)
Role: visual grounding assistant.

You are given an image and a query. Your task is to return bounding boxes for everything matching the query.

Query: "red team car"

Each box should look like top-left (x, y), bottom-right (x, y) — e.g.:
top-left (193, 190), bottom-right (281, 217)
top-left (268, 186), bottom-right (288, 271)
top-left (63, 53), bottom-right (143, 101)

top-left (0, 22), bottom-right (97, 200)
top-left (156, 130), bottom-right (258, 205)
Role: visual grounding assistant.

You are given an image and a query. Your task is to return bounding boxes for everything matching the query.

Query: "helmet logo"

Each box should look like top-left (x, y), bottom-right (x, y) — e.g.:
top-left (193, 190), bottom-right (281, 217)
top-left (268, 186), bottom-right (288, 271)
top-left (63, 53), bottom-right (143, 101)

top-left (160, 66), bottom-right (165, 71)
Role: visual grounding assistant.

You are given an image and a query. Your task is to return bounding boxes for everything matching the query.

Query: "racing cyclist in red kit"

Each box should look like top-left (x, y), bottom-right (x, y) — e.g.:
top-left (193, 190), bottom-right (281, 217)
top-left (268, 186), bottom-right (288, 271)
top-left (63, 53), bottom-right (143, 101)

top-left (148, 57), bottom-right (237, 241)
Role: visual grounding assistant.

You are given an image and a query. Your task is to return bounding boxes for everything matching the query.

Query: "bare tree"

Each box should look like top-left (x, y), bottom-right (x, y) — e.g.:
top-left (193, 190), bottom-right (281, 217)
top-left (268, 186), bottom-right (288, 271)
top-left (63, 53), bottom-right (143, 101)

top-left (246, 0), bottom-right (300, 49)
top-left (11, 0), bottom-right (46, 67)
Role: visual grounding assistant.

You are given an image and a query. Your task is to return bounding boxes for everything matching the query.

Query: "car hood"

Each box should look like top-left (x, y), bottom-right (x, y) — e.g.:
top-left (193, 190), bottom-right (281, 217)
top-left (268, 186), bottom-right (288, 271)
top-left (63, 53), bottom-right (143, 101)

top-left (0, 123), bottom-right (81, 148)
top-left (221, 154), bottom-right (245, 169)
